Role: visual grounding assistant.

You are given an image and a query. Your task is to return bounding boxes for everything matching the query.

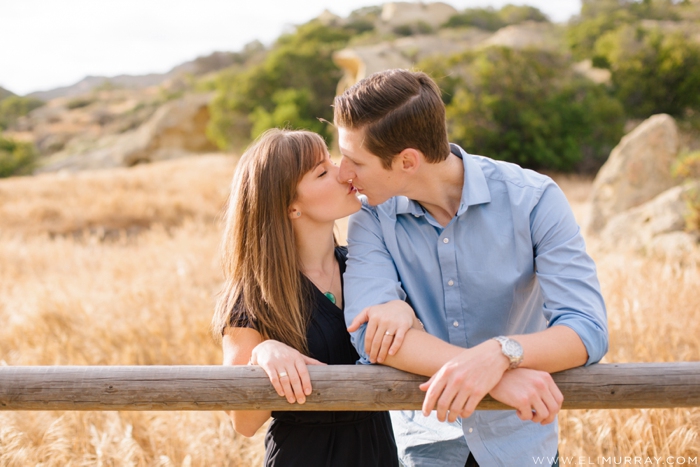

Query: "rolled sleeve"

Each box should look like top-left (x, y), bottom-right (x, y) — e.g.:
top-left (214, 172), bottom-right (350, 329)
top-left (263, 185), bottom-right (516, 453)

top-left (344, 201), bottom-right (407, 364)
top-left (530, 181), bottom-right (609, 365)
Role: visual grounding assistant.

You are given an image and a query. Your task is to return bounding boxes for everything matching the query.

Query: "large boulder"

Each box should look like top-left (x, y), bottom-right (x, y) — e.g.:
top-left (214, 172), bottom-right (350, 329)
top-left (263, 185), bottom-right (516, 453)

top-left (598, 181), bottom-right (700, 259)
top-left (36, 93), bottom-right (216, 172)
top-left (586, 114), bottom-right (679, 234)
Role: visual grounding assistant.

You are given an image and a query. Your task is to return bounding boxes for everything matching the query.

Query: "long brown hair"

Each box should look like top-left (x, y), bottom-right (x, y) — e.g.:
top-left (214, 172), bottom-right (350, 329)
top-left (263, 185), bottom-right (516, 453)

top-left (212, 129), bottom-right (329, 354)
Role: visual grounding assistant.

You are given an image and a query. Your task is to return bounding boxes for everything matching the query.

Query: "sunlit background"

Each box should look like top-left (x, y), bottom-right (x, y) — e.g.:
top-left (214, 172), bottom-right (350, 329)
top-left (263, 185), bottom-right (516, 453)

top-left (1, 1), bottom-right (699, 465)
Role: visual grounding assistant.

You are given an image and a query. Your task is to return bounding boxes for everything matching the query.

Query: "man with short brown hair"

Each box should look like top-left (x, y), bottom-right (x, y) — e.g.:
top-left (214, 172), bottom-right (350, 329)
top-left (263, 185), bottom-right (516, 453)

top-left (336, 69), bottom-right (608, 467)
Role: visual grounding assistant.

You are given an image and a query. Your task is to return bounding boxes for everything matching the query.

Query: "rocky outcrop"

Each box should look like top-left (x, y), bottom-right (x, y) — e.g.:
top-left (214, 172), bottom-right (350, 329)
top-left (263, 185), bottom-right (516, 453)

top-left (377, 2), bottom-right (458, 33)
top-left (334, 28), bottom-right (491, 92)
top-left (480, 21), bottom-right (561, 51)
top-left (37, 93), bottom-right (216, 172)
top-left (333, 20), bottom-right (562, 91)
top-left (586, 114), bottom-right (680, 234)
top-left (572, 59), bottom-right (611, 85)
top-left (598, 182), bottom-right (700, 259)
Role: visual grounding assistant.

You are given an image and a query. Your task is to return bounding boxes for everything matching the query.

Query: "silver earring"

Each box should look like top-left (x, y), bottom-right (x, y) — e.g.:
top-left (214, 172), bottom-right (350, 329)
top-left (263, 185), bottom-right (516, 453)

top-left (296, 211), bottom-right (301, 217)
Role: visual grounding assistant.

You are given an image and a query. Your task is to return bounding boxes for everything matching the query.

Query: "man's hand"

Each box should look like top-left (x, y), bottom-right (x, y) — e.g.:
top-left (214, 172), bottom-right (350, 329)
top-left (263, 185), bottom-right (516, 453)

top-left (347, 300), bottom-right (422, 363)
top-left (489, 368), bottom-right (563, 425)
top-left (419, 340), bottom-right (509, 422)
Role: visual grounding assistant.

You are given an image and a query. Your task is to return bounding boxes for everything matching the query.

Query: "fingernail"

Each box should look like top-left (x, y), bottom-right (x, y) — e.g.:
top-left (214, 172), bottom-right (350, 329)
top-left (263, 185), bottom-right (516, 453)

top-left (305, 388), bottom-right (312, 395)
top-left (299, 398), bottom-right (305, 404)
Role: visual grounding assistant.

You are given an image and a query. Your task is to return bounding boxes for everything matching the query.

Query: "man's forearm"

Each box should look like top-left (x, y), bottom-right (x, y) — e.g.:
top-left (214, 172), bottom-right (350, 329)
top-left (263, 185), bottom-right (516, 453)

top-left (382, 325), bottom-right (588, 377)
top-left (513, 325), bottom-right (588, 373)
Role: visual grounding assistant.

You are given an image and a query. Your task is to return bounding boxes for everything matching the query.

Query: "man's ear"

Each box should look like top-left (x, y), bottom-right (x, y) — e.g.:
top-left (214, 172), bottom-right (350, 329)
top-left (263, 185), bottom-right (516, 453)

top-left (396, 148), bottom-right (422, 174)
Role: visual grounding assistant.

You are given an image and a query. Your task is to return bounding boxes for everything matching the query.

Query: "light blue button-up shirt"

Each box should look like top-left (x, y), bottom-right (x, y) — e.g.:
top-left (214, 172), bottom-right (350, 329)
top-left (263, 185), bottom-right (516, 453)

top-left (343, 144), bottom-right (608, 467)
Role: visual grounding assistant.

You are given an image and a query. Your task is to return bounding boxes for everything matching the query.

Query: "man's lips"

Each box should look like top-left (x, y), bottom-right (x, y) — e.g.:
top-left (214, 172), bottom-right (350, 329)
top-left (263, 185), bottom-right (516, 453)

top-left (348, 184), bottom-right (359, 194)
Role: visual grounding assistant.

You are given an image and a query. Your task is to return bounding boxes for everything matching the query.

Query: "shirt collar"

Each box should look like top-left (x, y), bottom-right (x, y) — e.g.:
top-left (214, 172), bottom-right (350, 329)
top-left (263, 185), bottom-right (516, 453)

top-left (396, 144), bottom-right (491, 217)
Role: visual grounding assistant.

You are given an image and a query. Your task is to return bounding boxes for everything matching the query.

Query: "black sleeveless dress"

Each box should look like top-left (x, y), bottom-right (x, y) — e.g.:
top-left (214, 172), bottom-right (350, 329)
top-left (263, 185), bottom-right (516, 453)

top-left (229, 247), bottom-right (399, 467)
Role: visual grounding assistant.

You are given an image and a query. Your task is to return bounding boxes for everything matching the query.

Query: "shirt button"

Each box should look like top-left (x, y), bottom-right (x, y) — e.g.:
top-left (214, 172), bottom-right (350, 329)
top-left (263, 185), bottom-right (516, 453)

top-left (453, 321), bottom-right (459, 327)
top-left (468, 428), bottom-right (473, 433)
top-left (443, 238), bottom-right (449, 244)
top-left (414, 214), bottom-right (420, 218)
top-left (447, 280), bottom-right (454, 286)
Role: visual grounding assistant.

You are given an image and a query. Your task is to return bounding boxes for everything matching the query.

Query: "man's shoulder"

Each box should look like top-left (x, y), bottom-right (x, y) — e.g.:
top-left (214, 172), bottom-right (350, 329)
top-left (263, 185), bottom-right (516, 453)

top-left (469, 153), bottom-right (552, 192)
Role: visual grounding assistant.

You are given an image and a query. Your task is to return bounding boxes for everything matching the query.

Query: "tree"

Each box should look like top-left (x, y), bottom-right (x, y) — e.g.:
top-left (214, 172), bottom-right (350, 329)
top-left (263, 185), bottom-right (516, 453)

top-left (207, 20), bottom-right (356, 150)
top-left (595, 25), bottom-right (700, 117)
top-left (423, 47), bottom-right (625, 172)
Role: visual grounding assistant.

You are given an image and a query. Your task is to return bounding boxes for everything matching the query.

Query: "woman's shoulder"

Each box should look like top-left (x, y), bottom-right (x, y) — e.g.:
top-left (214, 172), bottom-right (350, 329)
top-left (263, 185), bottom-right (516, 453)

top-left (227, 292), bottom-right (257, 331)
top-left (335, 245), bottom-right (348, 260)
top-left (335, 245), bottom-right (348, 271)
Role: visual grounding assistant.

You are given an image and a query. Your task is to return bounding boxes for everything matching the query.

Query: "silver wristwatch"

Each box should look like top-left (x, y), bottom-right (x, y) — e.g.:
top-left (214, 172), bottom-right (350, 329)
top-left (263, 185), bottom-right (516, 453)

top-left (492, 336), bottom-right (523, 370)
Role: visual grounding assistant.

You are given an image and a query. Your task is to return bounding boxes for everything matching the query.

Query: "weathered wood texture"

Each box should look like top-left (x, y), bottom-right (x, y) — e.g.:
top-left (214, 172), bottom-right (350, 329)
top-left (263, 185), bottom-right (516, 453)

top-left (0, 363), bottom-right (698, 411)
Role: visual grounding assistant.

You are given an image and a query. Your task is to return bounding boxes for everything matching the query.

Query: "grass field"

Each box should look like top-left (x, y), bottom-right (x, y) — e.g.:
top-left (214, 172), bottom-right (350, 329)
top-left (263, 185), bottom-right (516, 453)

top-left (0, 156), bottom-right (698, 466)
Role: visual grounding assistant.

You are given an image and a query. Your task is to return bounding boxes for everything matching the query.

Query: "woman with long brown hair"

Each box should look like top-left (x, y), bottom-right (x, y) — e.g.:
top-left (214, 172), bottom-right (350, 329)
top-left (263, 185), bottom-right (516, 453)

top-left (211, 129), bottom-right (400, 466)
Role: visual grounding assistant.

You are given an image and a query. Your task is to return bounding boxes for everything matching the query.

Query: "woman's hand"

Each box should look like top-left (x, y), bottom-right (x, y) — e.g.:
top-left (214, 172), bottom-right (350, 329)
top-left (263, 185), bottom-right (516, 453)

top-left (347, 300), bottom-right (423, 364)
top-left (250, 340), bottom-right (326, 404)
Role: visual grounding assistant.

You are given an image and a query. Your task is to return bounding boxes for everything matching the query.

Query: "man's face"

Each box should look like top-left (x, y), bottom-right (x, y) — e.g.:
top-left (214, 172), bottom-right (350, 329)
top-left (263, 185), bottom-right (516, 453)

top-left (337, 127), bottom-right (401, 206)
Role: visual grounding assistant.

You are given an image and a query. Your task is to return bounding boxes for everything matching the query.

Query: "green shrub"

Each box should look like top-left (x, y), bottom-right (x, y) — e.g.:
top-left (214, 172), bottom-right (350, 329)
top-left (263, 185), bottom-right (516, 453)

top-left (595, 25), bottom-right (700, 117)
top-left (0, 96), bottom-right (44, 131)
top-left (66, 97), bottom-right (94, 110)
top-left (422, 47), bottom-right (625, 172)
top-left (443, 8), bottom-right (505, 31)
top-left (393, 21), bottom-right (434, 37)
top-left (207, 20), bottom-right (356, 149)
top-left (568, 0), bottom-right (687, 61)
top-left (673, 151), bottom-right (700, 180)
top-left (443, 5), bottom-right (548, 31)
top-left (0, 136), bottom-right (38, 177)
top-left (498, 4), bottom-right (549, 24)
top-left (683, 187), bottom-right (700, 232)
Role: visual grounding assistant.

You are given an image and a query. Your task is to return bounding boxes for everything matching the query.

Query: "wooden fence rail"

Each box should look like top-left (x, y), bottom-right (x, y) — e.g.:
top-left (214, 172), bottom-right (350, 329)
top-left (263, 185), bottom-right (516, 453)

top-left (1, 363), bottom-right (699, 411)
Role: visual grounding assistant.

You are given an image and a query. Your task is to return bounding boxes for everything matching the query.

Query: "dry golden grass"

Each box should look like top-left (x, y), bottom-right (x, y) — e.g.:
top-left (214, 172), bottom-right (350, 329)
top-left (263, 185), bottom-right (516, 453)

top-left (0, 158), bottom-right (698, 465)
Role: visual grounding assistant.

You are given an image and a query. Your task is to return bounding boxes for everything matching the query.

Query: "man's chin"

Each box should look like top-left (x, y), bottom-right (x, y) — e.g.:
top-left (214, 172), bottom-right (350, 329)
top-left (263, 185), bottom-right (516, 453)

top-left (363, 193), bottom-right (390, 207)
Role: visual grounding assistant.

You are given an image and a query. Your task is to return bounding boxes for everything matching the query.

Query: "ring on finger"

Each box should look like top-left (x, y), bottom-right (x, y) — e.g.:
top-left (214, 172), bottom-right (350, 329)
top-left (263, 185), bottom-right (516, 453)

top-left (531, 408), bottom-right (537, 415)
top-left (385, 331), bottom-right (394, 336)
top-left (278, 371), bottom-right (288, 378)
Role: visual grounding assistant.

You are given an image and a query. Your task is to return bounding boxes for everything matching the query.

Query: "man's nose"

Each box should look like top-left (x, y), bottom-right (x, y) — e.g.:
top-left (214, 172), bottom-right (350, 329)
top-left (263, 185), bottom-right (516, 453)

top-left (337, 158), bottom-right (353, 183)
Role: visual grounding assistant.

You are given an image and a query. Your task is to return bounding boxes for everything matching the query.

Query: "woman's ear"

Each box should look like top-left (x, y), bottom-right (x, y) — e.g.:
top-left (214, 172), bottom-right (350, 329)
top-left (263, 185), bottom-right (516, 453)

top-left (289, 207), bottom-right (302, 219)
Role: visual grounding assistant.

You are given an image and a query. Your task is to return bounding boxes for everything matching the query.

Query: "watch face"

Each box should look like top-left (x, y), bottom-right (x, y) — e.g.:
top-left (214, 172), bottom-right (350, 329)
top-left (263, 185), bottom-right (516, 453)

top-left (503, 339), bottom-right (523, 358)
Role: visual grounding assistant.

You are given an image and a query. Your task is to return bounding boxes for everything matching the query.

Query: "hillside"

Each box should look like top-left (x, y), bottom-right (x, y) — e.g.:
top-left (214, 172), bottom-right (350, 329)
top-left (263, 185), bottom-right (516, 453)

top-left (0, 86), bottom-right (15, 101)
top-left (1, 1), bottom-right (699, 176)
top-left (27, 50), bottom-right (256, 101)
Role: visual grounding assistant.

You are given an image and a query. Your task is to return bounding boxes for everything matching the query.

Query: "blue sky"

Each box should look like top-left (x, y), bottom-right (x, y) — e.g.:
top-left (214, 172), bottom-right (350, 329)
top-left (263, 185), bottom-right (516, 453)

top-left (1, 0), bottom-right (581, 95)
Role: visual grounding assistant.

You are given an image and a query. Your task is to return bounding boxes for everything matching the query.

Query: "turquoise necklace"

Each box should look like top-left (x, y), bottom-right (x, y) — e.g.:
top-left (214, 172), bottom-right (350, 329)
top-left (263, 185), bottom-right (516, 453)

top-left (305, 260), bottom-right (337, 305)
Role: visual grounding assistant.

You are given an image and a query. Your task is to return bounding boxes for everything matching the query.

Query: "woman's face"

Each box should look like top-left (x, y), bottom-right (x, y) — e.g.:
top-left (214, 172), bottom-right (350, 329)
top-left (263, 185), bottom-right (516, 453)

top-left (291, 151), bottom-right (361, 223)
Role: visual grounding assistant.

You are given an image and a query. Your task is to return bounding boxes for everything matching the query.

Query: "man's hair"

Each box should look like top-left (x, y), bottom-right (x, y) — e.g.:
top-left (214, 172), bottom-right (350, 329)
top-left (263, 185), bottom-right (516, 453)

top-left (333, 69), bottom-right (450, 168)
